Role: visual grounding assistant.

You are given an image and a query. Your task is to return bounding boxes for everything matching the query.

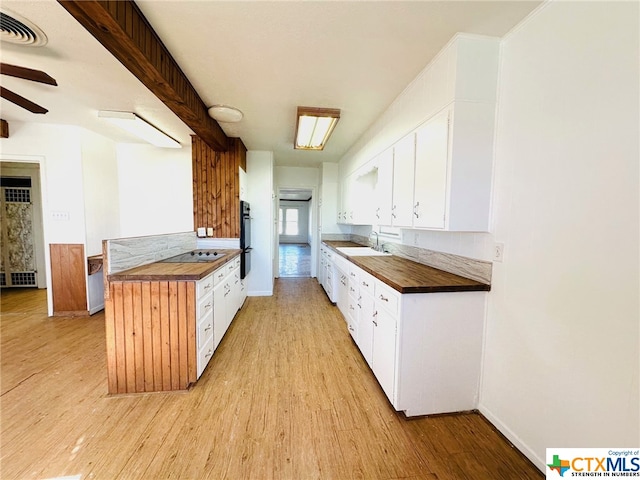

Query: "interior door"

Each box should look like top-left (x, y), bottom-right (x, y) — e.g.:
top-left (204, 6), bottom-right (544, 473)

top-left (0, 177), bottom-right (38, 287)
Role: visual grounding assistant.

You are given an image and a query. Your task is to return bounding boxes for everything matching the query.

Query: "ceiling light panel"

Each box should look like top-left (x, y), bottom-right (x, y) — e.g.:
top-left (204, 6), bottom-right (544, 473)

top-left (294, 107), bottom-right (340, 150)
top-left (98, 110), bottom-right (181, 148)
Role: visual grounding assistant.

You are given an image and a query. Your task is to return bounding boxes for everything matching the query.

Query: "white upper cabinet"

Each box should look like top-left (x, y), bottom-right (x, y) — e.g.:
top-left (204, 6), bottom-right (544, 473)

top-left (414, 109), bottom-right (450, 229)
top-left (391, 133), bottom-right (416, 228)
top-left (374, 148), bottom-right (394, 225)
top-left (342, 34), bottom-right (499, 232)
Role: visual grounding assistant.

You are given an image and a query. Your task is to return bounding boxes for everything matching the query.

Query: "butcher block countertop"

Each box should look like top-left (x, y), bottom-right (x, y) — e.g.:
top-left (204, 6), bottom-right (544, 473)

top-left (108, 249), bottom-right (242, 282)
top-left (323, 241), bottom-right (490, 294)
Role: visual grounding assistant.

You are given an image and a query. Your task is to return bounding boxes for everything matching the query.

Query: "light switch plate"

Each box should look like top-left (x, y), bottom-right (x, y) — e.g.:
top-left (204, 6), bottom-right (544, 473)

top-left (207, 227), bottom-right (214, 237)
top-left (197, 227), bottom-right (206, 237)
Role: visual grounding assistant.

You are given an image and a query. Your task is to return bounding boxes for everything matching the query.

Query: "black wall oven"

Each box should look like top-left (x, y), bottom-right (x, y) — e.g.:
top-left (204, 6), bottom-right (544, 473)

top-left (240, 201), bottom-right (251, 279)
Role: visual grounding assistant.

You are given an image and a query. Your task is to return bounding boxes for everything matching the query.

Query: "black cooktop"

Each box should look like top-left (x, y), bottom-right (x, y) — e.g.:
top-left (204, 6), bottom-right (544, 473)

top-left (160, 249), bottom-right (226, 263)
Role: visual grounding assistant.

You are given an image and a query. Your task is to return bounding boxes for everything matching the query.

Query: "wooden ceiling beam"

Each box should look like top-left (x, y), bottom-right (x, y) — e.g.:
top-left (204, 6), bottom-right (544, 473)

top-left (58, 0), bottom-right (228, 151)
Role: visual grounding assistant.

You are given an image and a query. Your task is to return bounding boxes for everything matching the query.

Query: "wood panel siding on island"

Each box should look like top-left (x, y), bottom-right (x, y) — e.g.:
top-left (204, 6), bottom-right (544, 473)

top-left (107, 280), bottom-right (196, 394)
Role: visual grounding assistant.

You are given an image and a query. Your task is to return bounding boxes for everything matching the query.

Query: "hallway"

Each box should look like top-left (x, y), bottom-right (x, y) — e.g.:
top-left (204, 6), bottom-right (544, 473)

top-left (278, 243), bottom-right (311, 278)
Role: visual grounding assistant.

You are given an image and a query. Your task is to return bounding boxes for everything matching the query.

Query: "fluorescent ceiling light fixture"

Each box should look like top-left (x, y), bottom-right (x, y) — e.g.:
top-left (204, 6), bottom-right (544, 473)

top-left (98, 110), bottom-right (181, 148)
top-left (294, 106), bottom-right (340, 150)
top-left (208, 105), bottom-right (243, 123)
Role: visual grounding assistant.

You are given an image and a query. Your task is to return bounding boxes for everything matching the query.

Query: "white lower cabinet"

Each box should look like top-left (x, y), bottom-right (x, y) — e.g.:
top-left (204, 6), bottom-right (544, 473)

top-left (345, 259), bottom-right (486, 416)
top-left (196, 272), bottom-right (215, 378)
top-left (197, 255), bottom-right (245, 379)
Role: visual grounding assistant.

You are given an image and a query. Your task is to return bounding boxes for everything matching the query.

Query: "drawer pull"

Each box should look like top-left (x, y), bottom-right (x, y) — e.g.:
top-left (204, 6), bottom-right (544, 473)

top-left (379, 294), bottom-right (389, 302)
top-left (205, 302), bottom-right (212, 309)
top-left (204, 284), bottom-right (211, 290)
top-left (373, 320), bottom-right (378, 327)
top-left (204, 324), bottom-right (212, 332)
top-left (350, 272), bottom-right (356, 277)
top-left (205, 349), bottom-right (213, 359)
top-left (361, 281), bottom-right (369, 287)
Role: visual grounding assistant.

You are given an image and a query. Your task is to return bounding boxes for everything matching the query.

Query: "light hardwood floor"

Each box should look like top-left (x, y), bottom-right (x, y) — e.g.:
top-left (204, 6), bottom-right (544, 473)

top-left (0, 280), bottom-right (542, 480)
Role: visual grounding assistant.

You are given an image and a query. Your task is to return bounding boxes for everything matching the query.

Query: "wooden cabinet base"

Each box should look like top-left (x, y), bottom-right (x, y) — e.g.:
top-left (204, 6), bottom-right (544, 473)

top-left (105, 281), bottom-right (197, 394)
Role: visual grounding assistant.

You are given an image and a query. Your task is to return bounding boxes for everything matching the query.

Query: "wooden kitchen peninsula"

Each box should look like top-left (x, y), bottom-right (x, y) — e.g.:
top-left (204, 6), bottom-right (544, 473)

top-left (104, 248), bottom-right (243, 395)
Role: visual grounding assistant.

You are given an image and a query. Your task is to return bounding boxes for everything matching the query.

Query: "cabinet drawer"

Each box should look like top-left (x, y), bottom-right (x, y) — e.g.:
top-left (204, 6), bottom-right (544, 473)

top-left (197, 273), bottom-right (214, 298)
top-left (197, 292), bottom-right (214, 320)
top-left (359, 271), bottom-right (375, 297)
top-left (197, 335), bottom-right (215, 379)
top-left (375, 281), bottom-right (400, 316)
top-left (197, 310), bottom-right (214, 349)
top-left (233, 255), bottom-right (241, 269)
top-left (213, 266), bottom-right (228, 286)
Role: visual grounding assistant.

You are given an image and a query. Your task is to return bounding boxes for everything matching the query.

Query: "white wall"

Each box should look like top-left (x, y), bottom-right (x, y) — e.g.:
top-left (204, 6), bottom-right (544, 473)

top-left (81, 130), bottom-right (120, 255)
top-left (481, 1), bottom-right (639, 469)
top-left (116, 144), bottom-right (193, 237)
top-left (80, 129), bottom-right (120, 313)
top-left (247, 151), bottom-right (274, 295)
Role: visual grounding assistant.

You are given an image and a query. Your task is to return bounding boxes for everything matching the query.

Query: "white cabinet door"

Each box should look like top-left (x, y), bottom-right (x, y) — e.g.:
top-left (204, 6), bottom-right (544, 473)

top-left (213, 281), bottom-right (226, 350)
top-left (372, 307), bottom-right (397, 403)
top-left (358, 291), bottom-right (375, 368)
top-left (375, 148), bottom-right (394, 226)
top-left (414, 108), bottom-right (450, 229)
top-left (391, 133), bottom-right (415, 227)
top-left (336, 266), bottom-right (349, 320)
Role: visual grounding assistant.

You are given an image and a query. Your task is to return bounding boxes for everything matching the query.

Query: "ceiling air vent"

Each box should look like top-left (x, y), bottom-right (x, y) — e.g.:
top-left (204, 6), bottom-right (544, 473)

top-left (0, 9), bottom-right (47, 47)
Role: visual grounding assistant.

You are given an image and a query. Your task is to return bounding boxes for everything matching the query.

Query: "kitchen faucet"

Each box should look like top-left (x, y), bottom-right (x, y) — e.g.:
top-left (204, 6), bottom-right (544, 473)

top-left (371, 231), bottom-right (380, 251)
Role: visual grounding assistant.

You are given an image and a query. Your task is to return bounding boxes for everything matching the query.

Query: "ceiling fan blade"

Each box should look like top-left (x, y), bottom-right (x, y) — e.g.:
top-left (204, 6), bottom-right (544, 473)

top-left (0, 63), bottom-right (57, 86)
top-left (0, 87), bottom-right (48, 114)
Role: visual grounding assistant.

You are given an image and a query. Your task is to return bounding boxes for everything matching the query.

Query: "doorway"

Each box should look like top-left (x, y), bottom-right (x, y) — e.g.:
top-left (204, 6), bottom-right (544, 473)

top-left (277, 188), bottom-right (315, 278)
top-left (0, 162), bottom-right (46, 289)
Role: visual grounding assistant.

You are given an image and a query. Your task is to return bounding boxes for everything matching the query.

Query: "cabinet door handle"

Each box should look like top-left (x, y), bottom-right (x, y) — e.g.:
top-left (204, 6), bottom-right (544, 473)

top-left (373, 311), bottom-right (378, 317)
top-left (373, 320), bottom-right (378, 327)
top-left (204, 324), bottom-right (212, 332)
top-left (205, 349), bottom-right (213, 359)
top-left (205, 302), bottom-right (212, 309)
top-left (204, 283), bottom-right (211, 290)
top-left (361, 281), bottom-right (369, 287)
top-left (379, 294), bottom-right (389, 302)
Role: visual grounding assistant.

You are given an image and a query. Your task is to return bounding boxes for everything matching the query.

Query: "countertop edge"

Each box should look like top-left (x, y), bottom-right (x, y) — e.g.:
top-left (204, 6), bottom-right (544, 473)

top-left (322, 241), bottom-right (490, 294)
top-left (108, 249), bottom-right (242, 282)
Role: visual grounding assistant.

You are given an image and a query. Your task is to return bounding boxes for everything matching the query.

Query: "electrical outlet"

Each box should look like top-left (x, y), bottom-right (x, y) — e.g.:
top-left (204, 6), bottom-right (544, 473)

top-left (494, 242), bottom-right (504, 262)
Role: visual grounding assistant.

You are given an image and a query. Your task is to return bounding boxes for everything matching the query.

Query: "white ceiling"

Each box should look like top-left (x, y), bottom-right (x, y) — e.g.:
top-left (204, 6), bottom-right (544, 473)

top-left (1, 0), bottom-right (541, 167)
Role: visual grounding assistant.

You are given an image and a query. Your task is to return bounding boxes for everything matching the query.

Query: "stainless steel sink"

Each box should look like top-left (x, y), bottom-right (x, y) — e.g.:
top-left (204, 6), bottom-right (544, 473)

top-left (336, 247), bottom-right (391, 257)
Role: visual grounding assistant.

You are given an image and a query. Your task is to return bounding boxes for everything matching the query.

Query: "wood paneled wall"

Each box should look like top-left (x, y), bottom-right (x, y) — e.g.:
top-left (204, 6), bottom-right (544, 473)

top-left (50, 243), bottom-right (88, 316)
top-left (106, 280), bottom-right (197, 394)
top-left (192, 136), bottom-right (247, 238)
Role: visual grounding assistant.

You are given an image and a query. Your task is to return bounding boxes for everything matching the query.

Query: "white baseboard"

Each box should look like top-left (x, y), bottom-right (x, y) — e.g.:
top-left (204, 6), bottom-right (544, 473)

top-left (89, 304), bottom-right (105, 315)
top-left (247, 290), bottom-right (273, 297)
top-left (478, 403), bottom-right (545, 473)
